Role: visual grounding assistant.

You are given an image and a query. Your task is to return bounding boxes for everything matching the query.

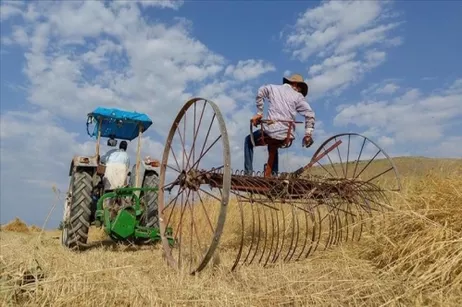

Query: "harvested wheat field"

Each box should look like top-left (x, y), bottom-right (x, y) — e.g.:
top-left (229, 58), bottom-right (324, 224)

top-left (1, 157), bottom-right (461, 306)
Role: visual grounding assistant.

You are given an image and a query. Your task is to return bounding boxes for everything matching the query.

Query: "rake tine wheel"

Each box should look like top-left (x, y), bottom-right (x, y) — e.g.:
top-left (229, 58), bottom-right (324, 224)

top-left (303, 133), bottom-right (402, 243)
top-left (308, 133), bottom-right (401, 193)
top-left (158, 98), bottom-right (231, 275)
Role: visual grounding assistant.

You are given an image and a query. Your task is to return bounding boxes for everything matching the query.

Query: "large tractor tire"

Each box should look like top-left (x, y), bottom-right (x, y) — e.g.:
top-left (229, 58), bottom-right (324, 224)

top-left (140, 171), bottom-right (160, 229)
top-left (61, 169), bottom-right (93, 249)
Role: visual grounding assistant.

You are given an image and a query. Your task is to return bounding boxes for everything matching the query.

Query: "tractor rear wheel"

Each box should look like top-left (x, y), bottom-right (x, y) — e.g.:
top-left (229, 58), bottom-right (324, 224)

top-left (61, 169), bottom-right (93, 249)
top-left (141, 171), bottom-right (160, 229)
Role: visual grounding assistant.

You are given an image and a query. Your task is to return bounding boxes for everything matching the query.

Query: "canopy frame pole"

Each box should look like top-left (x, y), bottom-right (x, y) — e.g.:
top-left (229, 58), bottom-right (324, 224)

top-left (135, 123), bottom-right (143, 188)
top-left (95, 118), bottom-right (102, 158)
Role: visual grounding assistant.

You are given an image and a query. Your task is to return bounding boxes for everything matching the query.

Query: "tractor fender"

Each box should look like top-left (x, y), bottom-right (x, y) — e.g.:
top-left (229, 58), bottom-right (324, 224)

top-left (129, 160), bottom-right (159, 187)
top-left (69, 155), bottom-right (99, 176)
top-left (143, 161), bottom-right (159, 174)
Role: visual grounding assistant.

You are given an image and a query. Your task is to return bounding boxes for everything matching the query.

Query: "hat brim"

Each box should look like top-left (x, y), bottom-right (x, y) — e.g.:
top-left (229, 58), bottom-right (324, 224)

top-left (283, 77), bottom-right (308, 97)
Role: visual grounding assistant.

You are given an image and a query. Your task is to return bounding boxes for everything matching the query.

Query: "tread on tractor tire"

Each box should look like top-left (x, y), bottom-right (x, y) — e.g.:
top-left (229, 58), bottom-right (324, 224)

top-left (140, 171), bottom-right (160, 229)
top-left (62, 169), bottom-right (93, 249)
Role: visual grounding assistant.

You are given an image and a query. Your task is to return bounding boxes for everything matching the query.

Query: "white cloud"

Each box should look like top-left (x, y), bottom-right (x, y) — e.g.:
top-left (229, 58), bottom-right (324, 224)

top-left (0, 110), bottom-right (88, 225)
top-left (377, 135), bottom-right (395, 148)
top-left (334, 23), bottom-right (401, 54)
top-left (224, 59), bottom-right (276, 82)
top-left (308, 53), bottom-right (356, 75)
top-left (138, 0), bottom-right (184, 10)
top-left (334, 79), bottom-right (462, 155)
top-left (0, 1), bottom-right (24, 21)
top-left (10, 1), bottom-right (229, 126)
top-left (0, 108), bottom-right (168, 226)
top-left (11, 26), bottom-right (29, 46)
top-left (283, 0), bottom-right (403, 97)
top-left (0, 1), bottom-right (280, 226)
top-left (428, 136), bottom-right (462, 158)
top-left (361, 80), bottom-right (401, 96)
top-left (285, 1), bottom-right (398, 60)
top-left (376, 83), bottom-right (400, 95)
top-left (446, 78), bottom-right (462, 94)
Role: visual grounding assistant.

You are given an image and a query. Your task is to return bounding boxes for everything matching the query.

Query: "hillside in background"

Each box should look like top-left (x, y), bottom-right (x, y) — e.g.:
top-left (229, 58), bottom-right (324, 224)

top-left (1, 156), bottom-right (461, 306)
top-left (388, 156), bottom-right (462, 176)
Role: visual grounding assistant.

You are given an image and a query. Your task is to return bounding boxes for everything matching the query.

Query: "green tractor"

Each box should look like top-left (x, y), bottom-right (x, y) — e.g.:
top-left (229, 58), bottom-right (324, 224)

top-left (60, 107), bottom-right (173, 249)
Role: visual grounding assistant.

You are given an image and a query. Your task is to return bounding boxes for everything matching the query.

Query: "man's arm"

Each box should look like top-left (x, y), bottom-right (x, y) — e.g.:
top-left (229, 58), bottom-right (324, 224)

top-left (295, 98), bottom-right (315, 135)
top-left (256, 84), bottom-right (271, 115)
top-left (100, 148), bottom-right (117, 164)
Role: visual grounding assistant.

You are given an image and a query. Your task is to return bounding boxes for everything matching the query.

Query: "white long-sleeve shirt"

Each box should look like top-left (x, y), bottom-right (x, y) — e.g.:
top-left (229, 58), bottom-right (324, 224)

top-left (256, 83), bottom-right (315, 140)
top-left (101, 149), bottom-right (130, 169)
top-left (101, 149), bottom-right (130, 190)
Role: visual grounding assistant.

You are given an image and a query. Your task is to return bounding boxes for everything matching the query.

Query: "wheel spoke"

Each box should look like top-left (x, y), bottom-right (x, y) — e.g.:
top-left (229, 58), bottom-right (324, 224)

top-left (353, 149), bottom-right (381, 180)
top-left (196, 191), bottom-right (216, 235)
top-left (194, 113), bottom-right (216, 170)
top-left (353, 137), bottom-right (366, 179)
top-left (185, 100), bottom-right (206, 172)
top-left (334, 136), bottom-right (346, 178)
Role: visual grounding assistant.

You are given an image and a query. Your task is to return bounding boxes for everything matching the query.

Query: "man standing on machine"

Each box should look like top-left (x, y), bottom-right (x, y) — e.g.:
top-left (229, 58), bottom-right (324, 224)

top-left (244, 73), bottom-right (315, 175)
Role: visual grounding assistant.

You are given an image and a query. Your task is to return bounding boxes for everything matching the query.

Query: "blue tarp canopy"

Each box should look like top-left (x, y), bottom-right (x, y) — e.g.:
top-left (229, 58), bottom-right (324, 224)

top-left (87, 107), bottom-right (153, 141)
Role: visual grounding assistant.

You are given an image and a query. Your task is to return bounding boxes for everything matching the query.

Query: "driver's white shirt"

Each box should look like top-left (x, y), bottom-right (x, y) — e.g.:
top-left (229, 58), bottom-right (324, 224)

top-left (102, 149), bottom-right (130, 190)
top-left (102, 149), bottom-right (130, 168)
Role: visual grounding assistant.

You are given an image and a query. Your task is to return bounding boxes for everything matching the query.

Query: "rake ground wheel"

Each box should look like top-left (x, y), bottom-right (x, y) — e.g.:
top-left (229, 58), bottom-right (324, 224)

top-left (158, 98), bottom-right (231, 275)
top-left (305, 133), bottom-right (401, 242)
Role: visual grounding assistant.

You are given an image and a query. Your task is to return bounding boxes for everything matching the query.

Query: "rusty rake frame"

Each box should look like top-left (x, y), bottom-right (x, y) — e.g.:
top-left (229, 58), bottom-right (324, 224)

top-left (158, 98), bottom-right (402, 275)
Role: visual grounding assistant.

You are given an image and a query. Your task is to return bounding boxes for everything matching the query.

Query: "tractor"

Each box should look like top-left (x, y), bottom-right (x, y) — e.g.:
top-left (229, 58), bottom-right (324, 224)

top-left (60, 107), bottom-right (173, 249)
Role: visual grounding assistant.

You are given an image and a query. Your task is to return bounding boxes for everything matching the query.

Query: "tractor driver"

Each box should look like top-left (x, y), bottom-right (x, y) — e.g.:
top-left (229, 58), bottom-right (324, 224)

top-left (244, 73), bottom-right (315, 175)
top-left (102, 140), bottom-right (131, 191)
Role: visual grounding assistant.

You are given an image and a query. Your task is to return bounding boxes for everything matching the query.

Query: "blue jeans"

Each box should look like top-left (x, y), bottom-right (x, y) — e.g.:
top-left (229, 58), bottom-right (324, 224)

top-left (244, 129), bottom-right (279, 175)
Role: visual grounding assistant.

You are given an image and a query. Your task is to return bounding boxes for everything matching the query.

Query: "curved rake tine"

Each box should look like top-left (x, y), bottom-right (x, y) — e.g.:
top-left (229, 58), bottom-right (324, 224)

top-left (293, 180), bottom-right (311, 261)
top-left (263, 200), bottom-right (277, 267)
top-left (282, 198), bottom-right (298, 262)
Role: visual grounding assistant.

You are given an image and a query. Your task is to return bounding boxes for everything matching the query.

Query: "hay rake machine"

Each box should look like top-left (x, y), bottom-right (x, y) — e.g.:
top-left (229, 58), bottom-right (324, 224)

top-left (158, 98), bottom-right (401, 274)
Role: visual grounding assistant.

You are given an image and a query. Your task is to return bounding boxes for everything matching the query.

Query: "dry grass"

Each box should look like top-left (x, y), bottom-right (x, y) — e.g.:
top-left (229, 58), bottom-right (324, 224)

top-left (1, 157), bottom-right (461, 306)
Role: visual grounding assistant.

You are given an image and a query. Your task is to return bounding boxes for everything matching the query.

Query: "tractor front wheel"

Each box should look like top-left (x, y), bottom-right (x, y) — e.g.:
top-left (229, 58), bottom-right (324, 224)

top-left (61, 169), bottom-right (93, 249)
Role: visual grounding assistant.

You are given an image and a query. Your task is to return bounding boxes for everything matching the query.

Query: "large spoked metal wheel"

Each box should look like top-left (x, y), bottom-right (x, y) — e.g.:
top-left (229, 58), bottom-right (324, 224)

top-left (308, 133), bottom-right (401, 192)
top-left (158, 98), bottom-right (231, 274)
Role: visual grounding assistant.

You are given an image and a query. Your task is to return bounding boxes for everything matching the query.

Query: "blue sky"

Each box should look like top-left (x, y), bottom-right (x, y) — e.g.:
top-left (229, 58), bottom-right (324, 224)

top-left (1, 0), bottom-right (461, 227)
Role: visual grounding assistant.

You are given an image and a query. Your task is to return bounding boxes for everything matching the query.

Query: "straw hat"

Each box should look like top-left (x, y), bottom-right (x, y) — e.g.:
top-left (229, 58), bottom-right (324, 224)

top-left (283, 73), bottom-right (309, 97)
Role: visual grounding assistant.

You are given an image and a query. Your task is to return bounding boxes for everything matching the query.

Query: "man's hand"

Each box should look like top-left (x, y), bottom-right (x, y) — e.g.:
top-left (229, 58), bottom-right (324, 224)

top-left (251, 114), bottom-right (263, 127)
top-left (302, 134), bottom-right (314, 148)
